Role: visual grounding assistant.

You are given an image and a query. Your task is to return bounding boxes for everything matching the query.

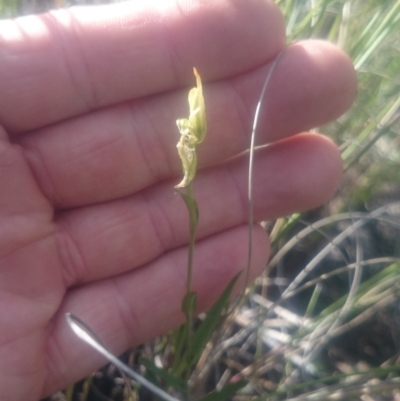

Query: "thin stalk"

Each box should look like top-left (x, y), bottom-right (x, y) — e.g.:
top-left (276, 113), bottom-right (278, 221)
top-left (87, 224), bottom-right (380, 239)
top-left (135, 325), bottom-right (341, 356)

top-left (173, 68), bottom-right (205, 380)
top-left (245, 48), bottom-right (286, 289)
top-left (186, 182), bottom-right (196, 294)
top-left (172, 183), bottom-right (199, 378)
top-left (182, 182), bottom-right (198, 376)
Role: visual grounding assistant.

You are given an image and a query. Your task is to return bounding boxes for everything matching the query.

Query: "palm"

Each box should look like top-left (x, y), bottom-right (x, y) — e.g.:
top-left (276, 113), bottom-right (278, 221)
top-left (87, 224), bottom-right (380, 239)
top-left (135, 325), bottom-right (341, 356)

top-left (0, 0), bottom-right (356, 399)
top-left (0, 129), bottom-right (63, 399)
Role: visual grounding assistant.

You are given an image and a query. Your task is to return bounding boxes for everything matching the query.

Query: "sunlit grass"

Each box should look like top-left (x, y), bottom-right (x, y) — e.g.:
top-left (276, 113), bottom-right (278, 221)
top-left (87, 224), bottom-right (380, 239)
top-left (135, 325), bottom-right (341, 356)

top-left (255, 2), bottom-right (400, 400)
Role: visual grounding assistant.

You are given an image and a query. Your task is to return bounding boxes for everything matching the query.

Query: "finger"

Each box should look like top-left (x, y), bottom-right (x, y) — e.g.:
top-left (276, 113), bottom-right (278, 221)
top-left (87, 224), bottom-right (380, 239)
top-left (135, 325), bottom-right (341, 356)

top-left (20, 40), bottom-right (355, 208)
top-left (55, 133), bottom-right (341, 287)
top-left (43, 224), bottom-right (269, 396)
top-left (0, 0), bottom-right (285, 132)
top-left (0, 127), bottom-right (54, 258)
top-left (0, 128), bottom-right (59, 401)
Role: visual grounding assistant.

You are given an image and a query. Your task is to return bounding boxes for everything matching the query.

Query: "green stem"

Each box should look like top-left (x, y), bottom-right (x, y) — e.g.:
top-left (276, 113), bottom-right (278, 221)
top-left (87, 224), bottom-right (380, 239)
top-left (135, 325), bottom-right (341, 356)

top-left (174, 182), bottom-right (199, 379)
top-left (186, 182), bottom-right (196, 294)
top-left (184, 182), bottom-right (197, 379)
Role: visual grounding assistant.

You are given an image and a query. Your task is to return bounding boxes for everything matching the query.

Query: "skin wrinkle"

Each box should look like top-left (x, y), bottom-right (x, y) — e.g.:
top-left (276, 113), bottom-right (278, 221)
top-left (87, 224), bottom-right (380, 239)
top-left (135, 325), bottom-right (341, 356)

top-left (0, 291), bottom-right (47, 336)
top-left (140, 189), bottom-right (177, 253)
top-left (196, 149), bottom-right (263, 230)
top-left (168, 248), bottom-right (187, 298)
top-left (39, 134), bottom-right (341, 288)
top-left (43, 320), bottom-right (70, 396)
top-left (129, 99), bottom-right (174, 185)
top-left (48, 279), bottom-right (144, 379)
top-left (43, 249), bottom-right (187, 398)
top-left (0, 330), bottom-right (43, 375)
top-left (199, 82), bottom-right (248, 163)
top-left (146, 0), bottom-right (204, 85)
top-left (0, 213), bottom-right (53, 257)
top-left (54, 222), bottom-right (86, 288)
top-left (66, 9), bottom-right (102, 110)
top-left (79, 109), bottom-right (134, 200)
top-left (45, 10), bottom-right (97, 112)
top-left (0, 143), bottom-right (55, 259)
top-left (0, 237), bottom-right (57, 303)
top-left (227, 76), bottom-right (254, 145)
top-left (79, 200), bottom-right (165, 276)
top-left (158, 2), bottom-right (185, 91)
top-left (40, 227), bottom-right (270, 395)
top-left (109, 275), bottom-right (144, 349)
top-left (11, 41), bottom-right (355, 210)
top-left (224, 159), bottom-right (250, 225)
top-left (43, 285), bottom-right (120, 394)
top-left (66, 127), bottom-right (128, 182)
top-left (23, 113), bottom-right (136, 207)
top-left (143, 90), bottom-right (192, 178)
top-left (143, 180), bottom-right (196, 251)
top-left (0, 17), bottom-right (71, 131)
top-left (134, 198), bottom-right (182, 265)
top-left (141, 245), bottom-right (191, 323)
top-left (21, 141), bottom-right (61, 208)
top-left (0, 140), bottom-right (20, 171)
top-left (83, 213), bottom-right (135, 269)
top-left (0, 0), bottom-right (287, 133)
top-left (71, 126), bottom-right (125, 158)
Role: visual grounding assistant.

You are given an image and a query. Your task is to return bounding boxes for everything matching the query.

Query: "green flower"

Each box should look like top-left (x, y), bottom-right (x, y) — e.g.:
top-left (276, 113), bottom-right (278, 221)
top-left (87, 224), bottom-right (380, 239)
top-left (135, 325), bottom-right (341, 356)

top-left (175, 68), bottom-right (207, 189)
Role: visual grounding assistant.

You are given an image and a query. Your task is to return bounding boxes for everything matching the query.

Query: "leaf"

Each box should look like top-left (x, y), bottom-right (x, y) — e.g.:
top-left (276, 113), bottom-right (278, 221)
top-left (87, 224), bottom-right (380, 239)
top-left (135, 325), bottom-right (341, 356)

top-left (178, 191), bottom-right (199, 232)
top-left (187, 273), bottom-right (241, 368)
top-left (171, 323), bottom-right (187, 374)
top-left (175, 68), bottom-right (206, 189)
top-left (175, 133), bottom-right (198, 189)
top-left (181, 291), bottom-right (198, 320)
top-left (188, 68), bottom-right (207, 145)
top-left (139, 357), bottom-right (187, 394)
top-left (198, 380), bottom-right (248, 401)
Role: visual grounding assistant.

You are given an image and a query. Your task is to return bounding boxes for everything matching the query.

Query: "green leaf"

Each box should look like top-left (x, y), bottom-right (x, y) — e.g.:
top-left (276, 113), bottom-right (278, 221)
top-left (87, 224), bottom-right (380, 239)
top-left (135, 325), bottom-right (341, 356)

top-left (175, 68), bottom-right (206, 189)
top-left (198, 380), bottom-right (247, 401)
top-left (175, 123), bottom-right (198, 189)
top-left (187, 68), bottom-right (206, 145)
top-left (181, 291), bottom-right (198, 320)
top-left (188, 273), bottom-right (241, 368)
top-left (139, 357), bottom-right (187, 394)
top-left (171, 324), bottom-right (187, 374)
top-left (178, 191), bottom-right (199, 232)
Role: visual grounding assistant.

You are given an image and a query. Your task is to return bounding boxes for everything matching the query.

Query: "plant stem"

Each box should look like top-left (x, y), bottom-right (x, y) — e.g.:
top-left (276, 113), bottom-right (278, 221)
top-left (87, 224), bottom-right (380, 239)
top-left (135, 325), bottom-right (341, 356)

top-left (186, 182), bottom-right (196, 294)
top-left (174, 181), bottom-right (199, 378)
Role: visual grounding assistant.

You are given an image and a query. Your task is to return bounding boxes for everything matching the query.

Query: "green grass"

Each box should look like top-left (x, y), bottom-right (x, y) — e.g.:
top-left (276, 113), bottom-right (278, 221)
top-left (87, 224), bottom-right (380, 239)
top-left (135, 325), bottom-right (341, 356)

top-left (259, 2), bottom-right (400, 400)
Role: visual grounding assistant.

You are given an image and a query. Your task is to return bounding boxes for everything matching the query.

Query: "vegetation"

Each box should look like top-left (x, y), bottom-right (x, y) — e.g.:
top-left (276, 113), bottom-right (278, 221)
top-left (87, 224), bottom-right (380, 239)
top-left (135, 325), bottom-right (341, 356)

top-left (1, 0), bottom-right (400, 400)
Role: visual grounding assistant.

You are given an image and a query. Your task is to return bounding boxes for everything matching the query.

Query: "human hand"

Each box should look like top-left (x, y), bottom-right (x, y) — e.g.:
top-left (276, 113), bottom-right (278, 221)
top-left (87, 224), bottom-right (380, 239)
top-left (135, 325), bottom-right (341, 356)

top-left (0, 0), bottom-right (356, 399)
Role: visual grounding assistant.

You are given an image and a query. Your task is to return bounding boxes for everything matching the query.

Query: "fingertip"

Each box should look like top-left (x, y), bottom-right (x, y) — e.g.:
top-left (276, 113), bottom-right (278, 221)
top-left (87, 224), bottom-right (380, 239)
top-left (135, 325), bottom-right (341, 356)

top-left (286, 132), bottom-right (343, 208)
top-left (297, 40), bottom-right (357, 115)
top-left (283, 132), bottom-right (343, 208)
top-left (303, 132), bottom-right (343, 204)
top-left (262, 40), bottom-right (357, 141)
top-left (246, 132), bottom-right (343, 218)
